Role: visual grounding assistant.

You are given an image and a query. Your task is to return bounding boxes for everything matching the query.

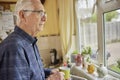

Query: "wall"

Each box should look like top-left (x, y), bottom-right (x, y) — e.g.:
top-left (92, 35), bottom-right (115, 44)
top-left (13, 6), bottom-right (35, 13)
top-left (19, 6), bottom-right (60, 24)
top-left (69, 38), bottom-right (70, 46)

top-left (37, 35), bottom-right (76, 67)
top-left (39, 0), bottom-right (59, 36)
top-left (37, 36), bottom-right (62, 67)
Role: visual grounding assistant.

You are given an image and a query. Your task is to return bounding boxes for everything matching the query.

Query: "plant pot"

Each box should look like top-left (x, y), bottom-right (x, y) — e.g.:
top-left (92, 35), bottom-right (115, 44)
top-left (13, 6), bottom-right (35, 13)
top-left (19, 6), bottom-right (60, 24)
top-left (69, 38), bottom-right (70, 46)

top-left (71, 54), bottom-right (77, 63)
top-left (82, 55), bottom-right (90, 69)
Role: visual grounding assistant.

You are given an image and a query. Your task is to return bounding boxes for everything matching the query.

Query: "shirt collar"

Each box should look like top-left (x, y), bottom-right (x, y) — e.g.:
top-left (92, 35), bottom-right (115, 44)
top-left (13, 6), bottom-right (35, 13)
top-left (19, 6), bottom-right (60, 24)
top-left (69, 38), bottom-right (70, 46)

top-left (14, 26), bottom-right (37, 44)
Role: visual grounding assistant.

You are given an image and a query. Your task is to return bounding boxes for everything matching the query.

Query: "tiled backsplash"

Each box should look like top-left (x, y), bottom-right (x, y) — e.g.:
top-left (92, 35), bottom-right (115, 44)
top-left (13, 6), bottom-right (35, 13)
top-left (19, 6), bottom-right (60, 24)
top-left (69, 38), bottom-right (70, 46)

top-left (37, 35), bottom-right (76, 67)
top-left (37, 36), bottom-right (62, 67)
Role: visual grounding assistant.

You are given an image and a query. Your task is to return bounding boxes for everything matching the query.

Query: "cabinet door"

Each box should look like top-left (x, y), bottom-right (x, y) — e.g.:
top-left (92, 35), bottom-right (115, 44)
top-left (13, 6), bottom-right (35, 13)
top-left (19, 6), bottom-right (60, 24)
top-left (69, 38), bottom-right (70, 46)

top-left (0, 0), bottom-right (17, 2)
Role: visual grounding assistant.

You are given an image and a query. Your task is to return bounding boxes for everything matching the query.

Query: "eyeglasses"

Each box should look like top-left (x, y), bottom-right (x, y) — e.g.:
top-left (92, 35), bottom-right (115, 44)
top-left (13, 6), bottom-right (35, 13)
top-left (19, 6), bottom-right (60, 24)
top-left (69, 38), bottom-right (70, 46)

top-left (23, 10), bottom-right (47, 17)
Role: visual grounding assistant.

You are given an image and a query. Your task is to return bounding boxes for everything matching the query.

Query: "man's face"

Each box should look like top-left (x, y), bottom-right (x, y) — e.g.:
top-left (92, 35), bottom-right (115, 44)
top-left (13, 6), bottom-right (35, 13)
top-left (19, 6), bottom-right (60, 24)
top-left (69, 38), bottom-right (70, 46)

top-left (24, 1), bottom-right (47, 36)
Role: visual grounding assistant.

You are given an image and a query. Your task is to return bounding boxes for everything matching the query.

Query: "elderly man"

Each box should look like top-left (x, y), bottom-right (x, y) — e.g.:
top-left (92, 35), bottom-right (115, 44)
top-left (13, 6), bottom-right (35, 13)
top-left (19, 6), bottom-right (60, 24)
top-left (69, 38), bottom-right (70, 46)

top-left (0, 0), bottom-right (64, 80)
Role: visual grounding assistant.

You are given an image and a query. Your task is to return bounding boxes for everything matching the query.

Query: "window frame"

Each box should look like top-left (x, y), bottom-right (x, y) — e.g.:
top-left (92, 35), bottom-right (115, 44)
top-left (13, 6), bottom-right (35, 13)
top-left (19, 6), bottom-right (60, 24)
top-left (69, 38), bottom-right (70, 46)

top-left (97, 0), bottom-right (120, 78)
top-left (75, 0), bottom-right (120, 78)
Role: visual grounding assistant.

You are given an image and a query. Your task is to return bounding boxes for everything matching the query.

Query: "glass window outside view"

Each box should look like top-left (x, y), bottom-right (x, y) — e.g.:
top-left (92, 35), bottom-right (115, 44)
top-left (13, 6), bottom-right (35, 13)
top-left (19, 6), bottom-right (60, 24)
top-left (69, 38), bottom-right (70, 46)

top-left (76, 0), bottom-right (98, 63)
top-left (80, 13), bottom-right (98, 62)
top-left (76, 0), bottom-right (98, 62)
top-left (104, 9), bottom-right (120, 74)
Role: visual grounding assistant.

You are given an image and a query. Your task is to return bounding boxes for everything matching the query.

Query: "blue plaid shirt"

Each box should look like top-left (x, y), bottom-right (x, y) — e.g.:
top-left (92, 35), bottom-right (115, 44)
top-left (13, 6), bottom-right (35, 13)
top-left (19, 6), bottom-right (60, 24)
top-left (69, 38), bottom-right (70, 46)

top-left (0, 26), bottom-right (51, 80)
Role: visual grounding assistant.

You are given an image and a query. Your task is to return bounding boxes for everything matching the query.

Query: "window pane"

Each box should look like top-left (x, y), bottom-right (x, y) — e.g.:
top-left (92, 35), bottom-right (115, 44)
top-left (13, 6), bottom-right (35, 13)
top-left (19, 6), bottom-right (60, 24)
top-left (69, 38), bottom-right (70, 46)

top-left (76, 0), bottom-right (98, 63)
top-left (80, 15), bottom-right (98, 63)
top-left (104, 9), bottom-right (120, 74)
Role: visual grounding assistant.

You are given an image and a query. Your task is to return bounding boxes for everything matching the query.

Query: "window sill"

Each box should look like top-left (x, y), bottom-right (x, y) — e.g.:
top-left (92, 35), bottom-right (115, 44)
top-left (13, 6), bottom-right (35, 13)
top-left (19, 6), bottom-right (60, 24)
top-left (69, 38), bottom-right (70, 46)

top-left (70, 64), bottom-right (119, 80)
top-left (108, 70), bottom-right (120, 79)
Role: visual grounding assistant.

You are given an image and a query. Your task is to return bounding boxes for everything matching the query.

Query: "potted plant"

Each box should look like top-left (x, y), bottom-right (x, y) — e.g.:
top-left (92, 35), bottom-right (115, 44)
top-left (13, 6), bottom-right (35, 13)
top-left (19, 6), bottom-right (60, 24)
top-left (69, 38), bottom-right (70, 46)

top-left (81, 46), bottom-right (92, 62)
top-left (81, 46), bottom-right (92, 56)
top-left (81, 46), bottom-right (92, 69)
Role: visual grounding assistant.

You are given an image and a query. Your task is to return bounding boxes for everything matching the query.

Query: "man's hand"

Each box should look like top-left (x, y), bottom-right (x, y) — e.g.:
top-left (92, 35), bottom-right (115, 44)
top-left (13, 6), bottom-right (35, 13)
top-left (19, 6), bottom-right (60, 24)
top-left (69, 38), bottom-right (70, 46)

top-left (46, 69), bottom-right (65, 80)
top-left (51, 68), bottom-right (59, 74)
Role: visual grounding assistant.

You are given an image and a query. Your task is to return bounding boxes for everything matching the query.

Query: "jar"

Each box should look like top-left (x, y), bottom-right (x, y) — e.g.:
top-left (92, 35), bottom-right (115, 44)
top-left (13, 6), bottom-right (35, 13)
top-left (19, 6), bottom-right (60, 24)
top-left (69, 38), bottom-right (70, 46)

top-left (75, 54), bottom-right (82, 66)
top-left (87, 64), bottom-right (95, 74)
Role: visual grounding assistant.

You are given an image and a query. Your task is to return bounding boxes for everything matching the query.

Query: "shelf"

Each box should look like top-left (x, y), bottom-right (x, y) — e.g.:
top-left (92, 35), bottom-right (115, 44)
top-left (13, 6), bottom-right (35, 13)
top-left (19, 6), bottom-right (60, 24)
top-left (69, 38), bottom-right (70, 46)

top-left (0, 0), bottom-right (17, 3)
top-left (0, 0), bottom-right (16, 11)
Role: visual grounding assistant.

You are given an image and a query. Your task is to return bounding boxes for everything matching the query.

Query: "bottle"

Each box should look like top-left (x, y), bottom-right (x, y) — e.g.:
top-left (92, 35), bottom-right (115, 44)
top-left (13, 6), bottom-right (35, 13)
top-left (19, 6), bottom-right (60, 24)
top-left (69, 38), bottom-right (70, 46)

top-left (50, 49), bottom-right (57, 65)
top-left (97, 64), bottom-right (108, 78)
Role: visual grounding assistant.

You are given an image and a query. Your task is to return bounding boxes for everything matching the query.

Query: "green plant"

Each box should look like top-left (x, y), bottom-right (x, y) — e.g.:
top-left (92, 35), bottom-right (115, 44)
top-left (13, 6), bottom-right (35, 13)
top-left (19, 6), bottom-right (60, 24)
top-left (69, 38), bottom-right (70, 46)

top-left (72, 50), bottom-right (79, 54)
top-left (90, 13), bottom-right (97, 23)
top-left (117, 59), bottom-right (120, 69)
top-left (81, 46), bottom-right (92, 56)
top-left (81, 46), bottom-right (92, 63)
top-left (105, 11), bottom-right (118, 22)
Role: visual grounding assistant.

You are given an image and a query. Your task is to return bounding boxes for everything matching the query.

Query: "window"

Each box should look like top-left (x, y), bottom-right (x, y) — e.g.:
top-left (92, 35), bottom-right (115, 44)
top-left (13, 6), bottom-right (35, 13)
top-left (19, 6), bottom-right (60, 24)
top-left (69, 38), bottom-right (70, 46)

top-left (76, 0), bottom-right (120, 78)
top-left (75, 0), bottom-right (98, 62)
top-left (104, 9), bottom-right (120, 74)
top-left (97, 0), bottom-right (120, 78)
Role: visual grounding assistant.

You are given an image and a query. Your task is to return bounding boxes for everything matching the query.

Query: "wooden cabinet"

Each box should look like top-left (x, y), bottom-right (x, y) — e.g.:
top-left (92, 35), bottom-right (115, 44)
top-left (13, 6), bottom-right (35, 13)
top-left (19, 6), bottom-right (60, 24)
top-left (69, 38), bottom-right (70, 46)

top-left (0, 0), bottom-right (17, 2)
top-left (0, 0), bottom-right (16, 11)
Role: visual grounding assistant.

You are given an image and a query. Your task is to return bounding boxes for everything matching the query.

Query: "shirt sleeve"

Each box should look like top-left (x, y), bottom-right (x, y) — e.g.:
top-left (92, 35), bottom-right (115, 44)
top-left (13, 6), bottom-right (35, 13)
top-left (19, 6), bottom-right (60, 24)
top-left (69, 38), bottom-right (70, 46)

top-left (44, 68), bottom-right (52, 78)
top-left (0, 43), bottom-right (30, 80)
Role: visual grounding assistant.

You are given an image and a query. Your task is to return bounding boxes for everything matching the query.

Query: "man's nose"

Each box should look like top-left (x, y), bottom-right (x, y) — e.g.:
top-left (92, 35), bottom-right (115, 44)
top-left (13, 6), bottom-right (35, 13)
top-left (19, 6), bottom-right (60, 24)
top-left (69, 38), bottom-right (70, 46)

top-left (41, 15), bottom-right (47, 22)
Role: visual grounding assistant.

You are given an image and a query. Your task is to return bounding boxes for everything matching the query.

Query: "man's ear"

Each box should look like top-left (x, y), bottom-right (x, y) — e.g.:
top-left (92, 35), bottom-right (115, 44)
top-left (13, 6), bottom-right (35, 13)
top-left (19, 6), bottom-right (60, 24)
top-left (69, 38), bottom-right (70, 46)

top-left (19, 10), bottom-right (26, 22)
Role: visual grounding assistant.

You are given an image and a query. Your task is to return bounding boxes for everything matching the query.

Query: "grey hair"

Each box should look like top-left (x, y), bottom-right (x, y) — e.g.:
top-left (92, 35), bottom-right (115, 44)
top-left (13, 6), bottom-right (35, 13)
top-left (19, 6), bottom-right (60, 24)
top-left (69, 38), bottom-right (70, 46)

top-left (14, 0), bottom-right (34, 25)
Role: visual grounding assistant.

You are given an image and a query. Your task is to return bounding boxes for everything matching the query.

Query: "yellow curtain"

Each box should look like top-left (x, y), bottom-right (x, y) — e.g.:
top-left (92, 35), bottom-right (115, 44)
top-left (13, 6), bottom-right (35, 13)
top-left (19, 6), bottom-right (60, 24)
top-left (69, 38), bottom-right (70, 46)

top-left (37, 0), bottom-right (59, 36)
top-left (58, 0), bottom-right (74, 61)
